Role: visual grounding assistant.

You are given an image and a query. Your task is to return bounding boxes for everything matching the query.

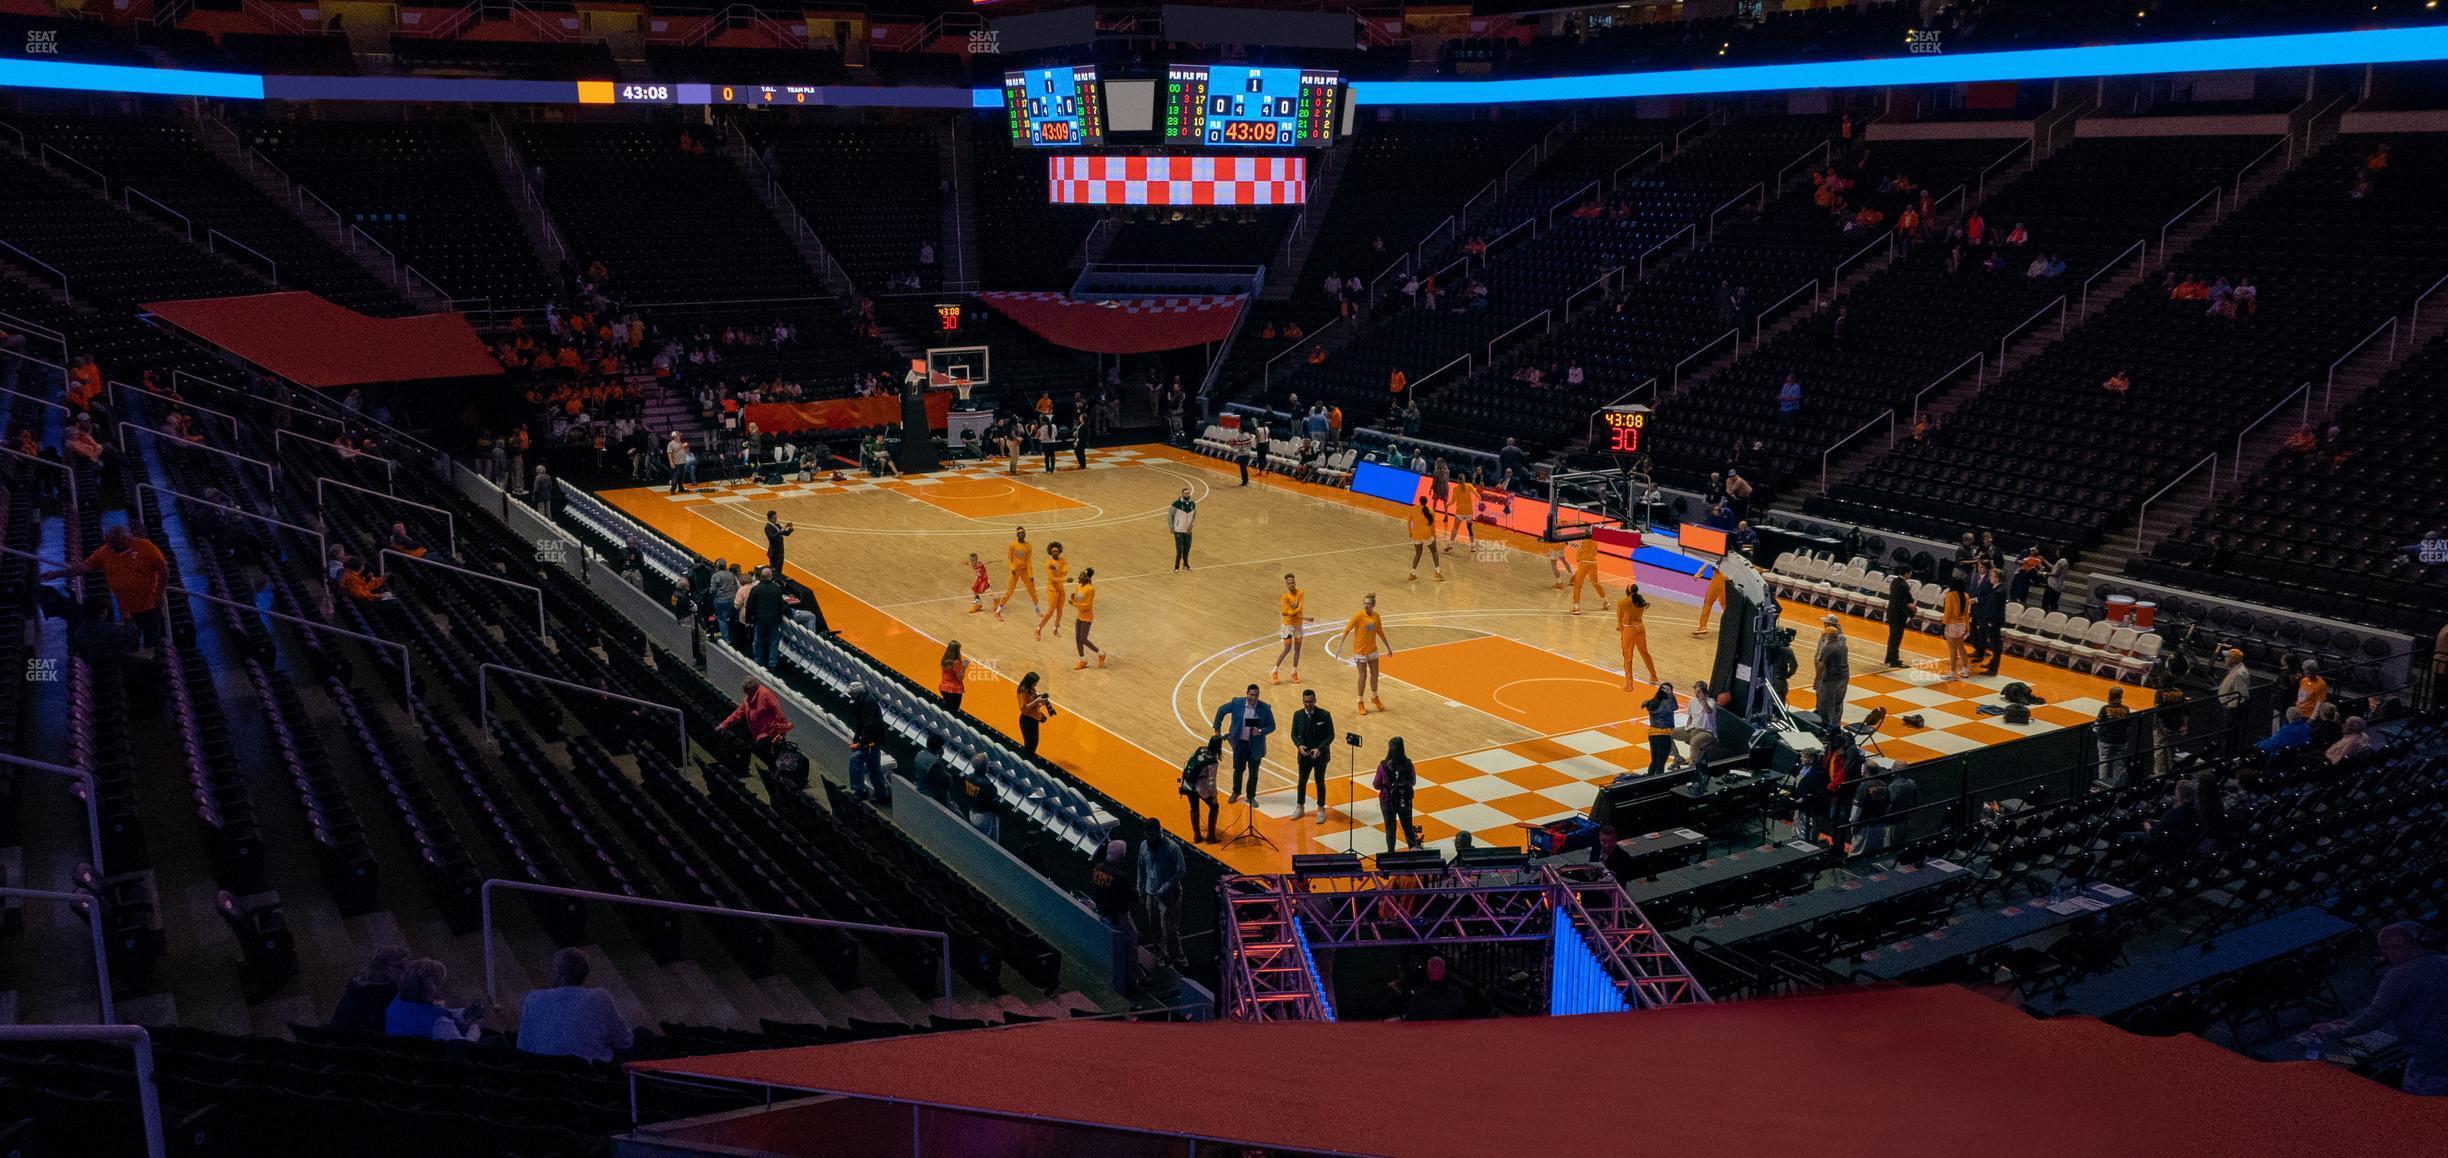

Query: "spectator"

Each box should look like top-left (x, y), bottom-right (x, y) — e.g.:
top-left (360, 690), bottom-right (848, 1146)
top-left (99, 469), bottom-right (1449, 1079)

top-left (2095, 687), bottom-right (2133, 787)
top-left (339, 557), bottom-right (391, 606)
top-left (385, 958), bottom-right (481, 1042)
top-left (2295, 660), bottom-right (2331, 719)
top-left (1089, 839), bottom-right (1138, 992)
top-left (328, 947), bottom-right (410, 1034)
top-left (2140, 777), bottom-right (2203, 856)
top-left (939, 640), bottom-right (969, 712)
top-left (1884, 571), bottom-right (1913, 666)
top-left (1138, 819), bottom-right (1186, 966)
top-left (2102, 369), bottom-right (2131, 397)
top-left (911, 733), bottom-right (950, 803)
top-left (2042, 549), bottom-right (2070, 613)
top-left (2325, 716), bottom-right (2373, 765)
top-left (745, 564), bottom-right (787, 668)
top-left (1672, 679), bottom-right (1717, 786)
top-left (716, 676), bottom-right (793, 763)
top-left (1016, 671), bottom-right (1053, 754)
top-left (2308, 923), bottom-right (2447, 1095)
top-left (41, 524), bottom-right (171, 658)
top-left (846, 679), bottom-right (888, 802)
top-left (517, 948), bottom-right (634, 1063)
top-left (1776, 372), bottom-right (1803, 430)
top-left (2257, 707), bottom-right (2314, 754)
top-left (2309, 701), bottom-right (2344, 753)
top-left (1813, 616), bottom-right (1850, 730)
top-left (1403, 956), bottom-right (1471, 1021)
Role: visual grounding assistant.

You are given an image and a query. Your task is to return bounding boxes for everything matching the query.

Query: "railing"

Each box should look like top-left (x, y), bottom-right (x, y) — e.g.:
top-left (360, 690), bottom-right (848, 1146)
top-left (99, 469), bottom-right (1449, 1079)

top-left (0, 121), bottom-right (20, 155)
top-left (1913, 352), bottom-right (1986, 423)
top-left (243, 146), bottom-right (295, 195)
top-left (479, 663), bottom-right (676, 758)
top-left (1, 237), bottom-right (70, 302)
top-left (1773, 140), bottom-right (1831, 196)
top-left (482, 880), bottom-right (954, 1019)
top-left (1264, 316), bottom-right (1338, 394)
top-left (2134, 452), bottom-right (2218, 549)
top-left (1457, 179), bottom-right (1499, 233)
top-left (297, 186), bottom-right (346, 233)
top-left (135, 481), bottom-right (326, 562)
top-left (887, 9), bottom-right (982, 52)
top-left (317, 476), bottom-right (456, 553)
top-left (1424, 254), bottom-right (1471, 296)
top-left (40, 143), bottom-right (109, 195)
top-left (1820, 409), bottom-right (1896, 490)
top-left (2155, 187), bottom-right (2222, 265)
top-left (1563, 265), bottom-right (1625, 317)
top-left (1410, 351), bottom-right (1473, 396)
top-left (1976, 138), bottom-right (2031, 200)
top-left (2230, 382), bottom-right (2311, 486)
top-left (404, 265), bottom-right (454, 305)
top-left (2325, 316), bottom-right (2398, 415)
top-left (2231, 133), bottom-right (2293, 201)
top-left (1546, 180), bottom-right (1598, 229)
top-left (401, 0), bottom-right (483, 39)
top-left (1367, 252), bottom-right (1413, 306)
top-left (1486, 309), bottom-right (1551, 365)
top-left (207, 229), bottom-right (278, 284)
top-left (2291, 91), bottom-right (2352, 149)
top-left (373, 555), bottom-right (544, 639)
top-left (1671, 327), bottom-right (1739, 392)
top-left (1484, 216), bottom-right (1537, 261)
top-left (2408, 270), bottom-right (2448, 337)
top-left (0, 1026), bottom-right (161, 1157)
top-left (347, 224), bottom-right (400, 280)
top-left (117, 422), bottom-right (277, 489)
top-left (165, 584), bottom-right (415, 699)
top-left (1609, 142), bottom-right (1663, 191)
top-left (1075, 218), bottom-right (1118, 270)
top-left (508, 0), bottom-right (580, 42)
top-left (1707, 182), bottom-right (1764, 239)
top-left (1198, 291), bottom-right (1255, 401)
top-left (2080, 239), bottom-right (2145, 319)
top-left (1673, 108), bottom-right (1725, 153)
top-left (1751, 278), bottom-right (1818, 351)
top-left (110, 379), bottom-right (242, 439)
top-left (1996, 294), bottom-right (2068, 364)
top-left (1636, 224), bottom-right (1693, 282)
top-left (1829, 231), bottom-right (1891, 290)
top-left (0, 749), bottom-right (105, 879)
top-left (1930, 182), bottom-right (1968, 218)
top-left (122, 187), bottom-right (194, 242)
top-left (0, 310), bottom-right (67, 362)
top-left (1416, 214), bottom-right (1456, 265)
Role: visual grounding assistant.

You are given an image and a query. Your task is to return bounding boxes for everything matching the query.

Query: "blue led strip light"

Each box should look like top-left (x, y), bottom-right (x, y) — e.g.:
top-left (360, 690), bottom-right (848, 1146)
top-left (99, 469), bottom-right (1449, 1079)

top-left (1549, 910), bottom-right (1633, 1016)
top-left (1288, 909), bottom-right (1337, 1023)
top-left (1351, 26), bottom-right (2448, 106)
top-left (0, 57), bottom-right (263, 100)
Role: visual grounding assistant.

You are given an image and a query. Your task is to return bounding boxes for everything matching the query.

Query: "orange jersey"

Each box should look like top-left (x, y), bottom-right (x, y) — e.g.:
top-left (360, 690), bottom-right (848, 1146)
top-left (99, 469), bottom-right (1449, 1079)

top-left (1450, 484), bottom-right (1477, 517)
top-left (1616, 597), bottom-right (1645, 634)
top-left (1575, 538), bottom-right (1600, 569)
top-left (1006, 540), bottom-right (1033, 574)
top-left (1045, 556), bottom-right (1070, 588)
top-left (1069, 582), bottom-right (1096, 622)
top-left (1343, 610), bottom-right (1386, 657)
top-left (1407, 506), bottom-right (1435, 542)
top-left (1280, 589), bottom-right (1305, 626)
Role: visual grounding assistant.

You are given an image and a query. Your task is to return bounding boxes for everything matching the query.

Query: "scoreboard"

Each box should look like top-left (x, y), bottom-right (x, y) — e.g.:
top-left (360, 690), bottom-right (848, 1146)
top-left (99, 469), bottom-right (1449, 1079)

top-left (1592, 405), bottom-right (1652, 457)
top-left (1004, 66), bottom-right (1105, 148)
top-left (1164, 65), bottom-right (1339, 148)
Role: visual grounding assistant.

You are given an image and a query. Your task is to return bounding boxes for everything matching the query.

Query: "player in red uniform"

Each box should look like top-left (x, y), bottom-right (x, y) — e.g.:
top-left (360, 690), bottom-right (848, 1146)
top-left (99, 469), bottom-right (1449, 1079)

top-left (966, 552), bottom-right (991, 614)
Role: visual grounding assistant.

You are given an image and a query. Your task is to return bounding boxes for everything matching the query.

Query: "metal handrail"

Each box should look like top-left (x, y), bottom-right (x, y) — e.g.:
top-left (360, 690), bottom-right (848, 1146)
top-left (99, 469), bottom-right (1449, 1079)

top-left (479, 664), bottom-right (678, 760)
top-left (1821, 409), bottom-right (1896, 490)
top-left (349, 223), bottom-right (400, 274)
top-left (1411, 351), bottom-right (1473, 395)
top-left (206, 229), bottom-right (278, 284)
top-left (0, 383), bottom-right (70, 414)
top-left (0, 120), bottom-right (23, 155)
top-left (482, 879), bottom-right (953, 1019)
top-left (1672, 328), bottom-right (1739, 392)
top-left (2081, 239), bottom-right (2146, 319)
top-left (0, 443), bottom-right (76, 514)
top-left (0, 308), bottom-right (67, 362)
top-left (1752, 278), bottom-right (1819, 351)
top-left (165, 583), bottom-right (414, 698)
top-left (0, 1026), bottom-right (162, 1155)
top-left (297, 185), bottom-right (346, 232)
top-left (0, 888), bottom-right (109, 1021)
top-left (1263, 315), bottom-right (1339, 393)
top-left (1424, 254), bottom-right (1471, 294)
top-left (2135, 452), bottom-right (2218, 550)
top-left (1913, 352), bottom-right (1986, 423)
top-left (1930, 182), bottom-right (1968, 217)
top-left (116, 422), bottom-right (277, 489)
top-left (1416, 214), bottom-right (1456, 265)
top-left (379, 546), bottom-right (552, 642)
top-left (404, 265), bottom-right (455, 304)
top-left (172, 368), bottom-right (345, 433)
top-left (2156, 187), bottom-right (2221, 266)
top-left (1673, 109), bottom-right (1722, 152)
top-left (1637, 224), bottom-right (1693, 281)
top-left (1547, 180), bottom-right (1599, 228)
top-left (40, 143), bottom-right (109, 195)
top-left (0, 748), bottom-right (104, 878)
top-left (1976, 139), bottom-right (2031, 199)
top-left (1456, 180), bottom-right (1497, 233)
top-left (134, 481), bottom-right (325, 562)
top-left (2408, 271), bottom-right (2448, 337)
top-left (1998, 294), bottom-right (2069, 364)
top-left (1830, 230), bottom-right (1892, 289)
top-left (281, 428), bottom-right (397, 485)
top-left (2231, 382), bottom-right (2311, 485)
top-left (317, 476), bottom-right (457, 553)
top-left (1563, 265), bottom-right (1625, 316)
top-left (122, 187), bottom-right (193, 241)
top-left (1368, 252), bottom-right (1413, 306)
top-left (2232, 133), bottom-right (2291, 201)
top-left (1486, 309), bottom-right (1551, 365)
top-left (109, 379), bottom-right (242, 439)
top-left (0, 238), bottom-right (70, 302)
top-left (1609, 142), bottom-right (1663, 191)
top-left (1773, 140), bottom-right (1830, 196)
top-left (1708, 181), bottom-right (1764, 239)
top-left (1485, 216), bottom-right (1536, 261)
top-left (2324, 316), bottom-right (2398, 415)
top-left (243, 146), bottom-right (295, 193)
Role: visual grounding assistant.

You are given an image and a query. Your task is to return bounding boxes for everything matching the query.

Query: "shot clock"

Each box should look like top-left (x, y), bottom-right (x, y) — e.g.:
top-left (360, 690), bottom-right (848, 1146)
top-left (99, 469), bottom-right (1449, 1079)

top-left (1593, 405), bottom-right (1652, 457)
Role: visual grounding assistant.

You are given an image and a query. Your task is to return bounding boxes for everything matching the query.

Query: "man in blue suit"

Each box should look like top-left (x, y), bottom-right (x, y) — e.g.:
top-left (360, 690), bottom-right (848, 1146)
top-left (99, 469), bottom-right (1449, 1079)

top-left (1212, 683), bottom-right (1277, 805)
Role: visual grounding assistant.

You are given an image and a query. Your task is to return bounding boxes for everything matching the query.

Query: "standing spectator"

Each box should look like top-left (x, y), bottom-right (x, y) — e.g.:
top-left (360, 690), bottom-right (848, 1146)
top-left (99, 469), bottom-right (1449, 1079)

top-left (385, 958), bottom-right (481, 1042)
top-left (516, 948), bottom-right (634, 1063)
top-left (1090, 839), bottom-right (1140, 992)
top-left (708, 560), bottom-right (740, 645)
top-left (530, 465), bottom-right (558, 521)
top-left (1036, 415), bottom-right (1061, 473)
top-left (2043, 549), bottom-right (2071, 613)
top-left (1813, 616), bottom-right (1852, 730)
top-left (665, 432), bottom-right (691, 493)
top-left (744, 565), bottom-right (787, 668)
top-left (2308, 923), bottom-right (2448, 1095)
top-left (40, 524), bottom-right (170, 660)
top-left (1138, 820), bottom-right (1186, 966)
top-left (1211, 683), bottom-right (1276, 805)
top-left (1374, 736), bottom-right (1420, 852)
top-left (938, 640), bottom-right (969, 712)
top-left (2095, 687), bottom-right (2134, 788)
top-left (1639, 683), bottom-right (1679, 777)
top-left (1776, 372), bottom-right (1803, 432)
top-left (1168, 488), bottom-right (1198, 571)
top-left (1884, 570), bottom-right (1914, 666)
top-left (328, 947), bottom-right (409, 1034)
top-left (1972, 562), bottom-right (2007, 675)
top-left (1179, 736), bottom-right (1221, 843)
top-left (2295, 660), bottom-right (2331, 719)
top-left (1015, 671), bottom-right (1053, 754)
top-left (846, 679), bottom-right (888, 802)
top-left (2216, 648), bottom-right (2254, 750)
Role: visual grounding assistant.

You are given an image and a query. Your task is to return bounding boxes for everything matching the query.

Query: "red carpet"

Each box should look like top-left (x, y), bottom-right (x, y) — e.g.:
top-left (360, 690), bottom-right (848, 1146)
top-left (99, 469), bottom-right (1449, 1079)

top-left (144, 292), bottom-right (501, 388)
top-left (630, 986), bottom-right (2447, 1157)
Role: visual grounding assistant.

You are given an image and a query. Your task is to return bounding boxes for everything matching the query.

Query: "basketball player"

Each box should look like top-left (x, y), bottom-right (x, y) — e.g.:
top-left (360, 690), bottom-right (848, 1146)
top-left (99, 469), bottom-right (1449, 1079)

top-left (1547, 539), bottom-right (1570, 590)
top-left (1271, 572), bottom-right (1314, 685)
top-left (1069, 568), bottom-right (1105, 669)
top-left (1036, 542), bottom-right (1068, 641)
top-left (965, 552), bottom-right (990, 614)
top-left (993, 526), bottom-right (1039, 622)
top-left (1692, 564), bottom-right (1728, 636)
top-left (1447, 475), bottom-right (1480, 544)
top-left (1567, 536), bottom-right (1602, 613)
top-left (1335, 592), bottom-right (1395, 716)
top-left (1407, 495), bottom-right (1443, 582)
top-left (1616, 583), bottom-right (1659, 689)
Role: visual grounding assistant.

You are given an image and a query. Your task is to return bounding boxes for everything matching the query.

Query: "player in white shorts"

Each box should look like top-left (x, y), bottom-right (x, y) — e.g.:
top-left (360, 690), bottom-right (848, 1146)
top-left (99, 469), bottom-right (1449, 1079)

top-left (1271, 572), bottom-right (1313, 684)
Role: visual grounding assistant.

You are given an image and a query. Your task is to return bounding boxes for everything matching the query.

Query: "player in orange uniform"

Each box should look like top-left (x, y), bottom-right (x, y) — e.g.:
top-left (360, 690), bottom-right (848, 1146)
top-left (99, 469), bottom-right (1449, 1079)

top-left (1270, 572), bottom-right (1313, 685)
top-left (1567, 536), bottom-right (1602, 613)
top-left (1334, 592), bottom-right (1395, 715)
top-left (1446, 477), bottom-right (1480, 544)
top-left (1615, 583), bottom-right (1659, 688)
top-left (965, 552), bottom-right (990, 614)
top-left (1406, 496), bottom-right (1443, 582)
top-left (1069, 568), bottom-right (1105, 669)
top-left (992, 526), bottom-right (1039, 622)
top-left (1036, 542), bottom-right (1069, 641)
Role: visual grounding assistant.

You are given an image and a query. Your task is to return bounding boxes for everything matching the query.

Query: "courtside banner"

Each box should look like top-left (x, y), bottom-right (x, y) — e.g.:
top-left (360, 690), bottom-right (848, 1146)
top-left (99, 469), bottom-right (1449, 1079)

top-left (1047, 155), bottom-right (1307, 206)
top-left (1350, 462), bottom-right (1427, 506)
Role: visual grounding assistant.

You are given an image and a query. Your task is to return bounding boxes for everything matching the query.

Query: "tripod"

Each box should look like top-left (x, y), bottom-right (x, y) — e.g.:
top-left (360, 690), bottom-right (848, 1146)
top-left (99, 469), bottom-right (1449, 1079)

top-left (1221, 750), bottom-right (1278, 851)
top-left (1342, 740), bottom-right (1362, 854)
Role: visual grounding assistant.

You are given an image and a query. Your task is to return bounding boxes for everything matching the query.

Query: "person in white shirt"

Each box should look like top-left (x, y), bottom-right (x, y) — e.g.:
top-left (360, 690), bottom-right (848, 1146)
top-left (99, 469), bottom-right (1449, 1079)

top-left (516, 948), bottom-right (634, 1063)
top-left (1673, 679), bottom-right (1718, 786)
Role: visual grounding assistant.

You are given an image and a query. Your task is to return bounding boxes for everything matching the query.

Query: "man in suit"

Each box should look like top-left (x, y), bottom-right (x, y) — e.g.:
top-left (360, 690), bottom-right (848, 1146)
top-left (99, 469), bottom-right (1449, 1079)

top-left (1211, 683), bottom-right (1276, 805)
top-left (744, 564), bottom-right (787, 669)
top-left (846, 679), bottom-right (888, 802)
top-left (1885, 570), bottom-right (1914, 667)
top-left (1288, 688), bottom-right (1336, 821)
top-left (764, 510), bottom-right (795, 572)
top-left (1973, 561), bottom-right (2008, 676)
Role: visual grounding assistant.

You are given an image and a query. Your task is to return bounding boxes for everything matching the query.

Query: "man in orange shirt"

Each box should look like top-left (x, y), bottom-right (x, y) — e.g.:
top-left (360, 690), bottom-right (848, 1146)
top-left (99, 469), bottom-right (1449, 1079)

top-left (41, 524), bottom-right (170, 659)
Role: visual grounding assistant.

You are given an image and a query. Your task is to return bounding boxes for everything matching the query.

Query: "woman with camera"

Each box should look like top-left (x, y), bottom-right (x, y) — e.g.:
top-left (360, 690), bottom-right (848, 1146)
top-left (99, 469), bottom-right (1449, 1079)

top-left (1374, 737), bottom-right (1422, 853)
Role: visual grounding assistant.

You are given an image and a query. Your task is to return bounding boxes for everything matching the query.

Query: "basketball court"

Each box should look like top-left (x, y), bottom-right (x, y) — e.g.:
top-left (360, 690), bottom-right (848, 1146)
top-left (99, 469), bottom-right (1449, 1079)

top-left (602, 443), bottom-right (2146, 874)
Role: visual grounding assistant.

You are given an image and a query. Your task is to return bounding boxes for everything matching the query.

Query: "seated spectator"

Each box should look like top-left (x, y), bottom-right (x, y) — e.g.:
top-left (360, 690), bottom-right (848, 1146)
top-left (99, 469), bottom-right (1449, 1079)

top-left (386, 958), bottom-right (482, 1042)
top-left (2003, 222), bottom-right (2029, 247)
top-left (340, 558), bottom-right (392, 604)
top-left (2140, 778), bottom-right (2203, 855)
top-left (2285, 425), bottom-right (2318, 455)
top-left (2257, 708), bottom-right (2314, 754)
top-left (2102, 370), bottom-right (2131, 397)
top-left (328, 947), bottom-right (410, 1035)
top-left (517, 948), bottom-right (634, 1063)
top-left (387, 521), bottom-right (427, 559)
top-left (2307, 922), bottom-right (2445, 1096)
top-left (2326, 716), bottom-right (2372, 765)
top-left (2308, 702), bottom-right (2344, 752)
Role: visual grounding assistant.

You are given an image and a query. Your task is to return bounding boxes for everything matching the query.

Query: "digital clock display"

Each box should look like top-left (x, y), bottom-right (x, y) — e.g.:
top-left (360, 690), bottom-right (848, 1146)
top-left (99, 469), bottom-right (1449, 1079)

top-left (1221, 120), bottom-right (1280, 144)
top-left (1004, 66), bottom-right (1104, 149)
top-left (1595, 406), bottom-right (1651, 456)
top-left (1165, 65), bottom-right (1338, 148)
top-left (616, 84), bottom-right (671, 103)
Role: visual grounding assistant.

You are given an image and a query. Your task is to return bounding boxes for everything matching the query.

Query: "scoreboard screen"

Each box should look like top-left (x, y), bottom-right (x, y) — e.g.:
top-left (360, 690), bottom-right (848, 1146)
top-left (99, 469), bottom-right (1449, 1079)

top-left (1164, 65), bottom-right (1338, 148)
top-left (1004, 66), bottom-right (1105, 148)
top-left (1593, 405), bottom-right (1651, 457)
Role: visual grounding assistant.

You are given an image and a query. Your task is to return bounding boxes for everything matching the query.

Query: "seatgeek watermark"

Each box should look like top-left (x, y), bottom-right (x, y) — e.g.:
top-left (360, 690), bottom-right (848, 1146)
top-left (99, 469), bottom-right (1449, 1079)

top-left (25, 30), bottom-right (60, 55)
